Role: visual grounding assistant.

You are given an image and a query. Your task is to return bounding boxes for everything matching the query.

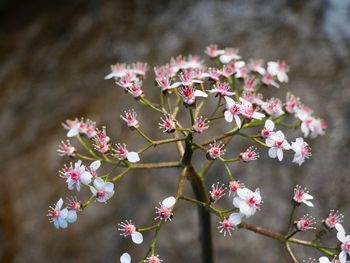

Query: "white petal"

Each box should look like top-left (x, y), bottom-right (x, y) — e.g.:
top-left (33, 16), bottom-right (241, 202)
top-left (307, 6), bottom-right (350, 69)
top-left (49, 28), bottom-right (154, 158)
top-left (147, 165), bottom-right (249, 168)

top-left (58, 217), bottom-right (68, 229)
top-left (265, 120), bottom-right (275, 130)
top-left (303, 193), bottom-right (314, 200)
top-left (53, 220), bottom-right (60, 229)
top-left (339, 251), bottom-right (347, 263)
top-left (93, 177), bottom-right (104, 190)
top-left (240, 202), bottom-right (254, 218)
top-left (120, 253), bottom-right (131, 263)
top-left (237, 188), bottom-right (252, 199)
top-left (60, 208), bottom-right (68, 219)
top-left (90, 186), bottom-right (97, 196)
top-left (268, 147), bottom-right (277, 158)
top-left (67, 126), bottom-right (79, 137)
top-left (265, 138), bottom-right (275, 147)
top-left (126, 152), bottom-right (140, 163)
top-left (277, 148), bottom-right (283, 161)
top-left (131, 232), bottom-right (143, 244)
top-left (80, 172), bottom-right (92, 185)
top-left (228, 213), bottom-right (243, 226)
top-left (234, 115), bottom-right (242, 128)
top-left (56, 198), bottom-right (64, 209)
top-left (224, 111), bottom-right (233, 123)
top-left (319, 257), bottom-right (330, 263)
top-left (103, 182), bottom-right (114, 192)
top-left (224, 96), bottom-right (235, 108)
top-left (67, 210), bottom-right (77, 223)
top-left (219, 55), bottom-right (231, 64)
top-left (171, 82), bottom-right (182, 88)
top-left (194, 90), bottom-right (208, 98)
top-left (162, 196), bottom-right (176, 208)
top-left (252, 112), bottom-right (265, 120)
top-left (233, 197), bottom-right (243, 208)
top-left (303, 200), bottom-right (314, 207)
top-left (90, 160), bottom-right (101, 171)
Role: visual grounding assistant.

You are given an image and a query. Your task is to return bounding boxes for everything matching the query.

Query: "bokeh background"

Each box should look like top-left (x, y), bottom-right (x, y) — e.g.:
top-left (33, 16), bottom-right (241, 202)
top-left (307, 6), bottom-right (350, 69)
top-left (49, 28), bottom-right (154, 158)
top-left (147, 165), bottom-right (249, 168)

top-left (1, 0), bottom-right (350, 262)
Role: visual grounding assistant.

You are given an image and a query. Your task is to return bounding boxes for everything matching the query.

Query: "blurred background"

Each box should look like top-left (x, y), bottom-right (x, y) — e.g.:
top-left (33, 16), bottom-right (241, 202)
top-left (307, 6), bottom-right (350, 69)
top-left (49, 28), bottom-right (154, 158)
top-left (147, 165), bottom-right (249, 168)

top-left (1, 0), bottom-right (350, 262)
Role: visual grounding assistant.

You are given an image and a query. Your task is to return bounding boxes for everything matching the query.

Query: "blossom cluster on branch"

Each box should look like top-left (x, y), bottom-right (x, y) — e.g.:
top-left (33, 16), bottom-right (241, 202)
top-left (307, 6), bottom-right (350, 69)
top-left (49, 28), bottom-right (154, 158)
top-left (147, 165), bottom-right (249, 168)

top-left (47, 44), bottom-right (348, 263)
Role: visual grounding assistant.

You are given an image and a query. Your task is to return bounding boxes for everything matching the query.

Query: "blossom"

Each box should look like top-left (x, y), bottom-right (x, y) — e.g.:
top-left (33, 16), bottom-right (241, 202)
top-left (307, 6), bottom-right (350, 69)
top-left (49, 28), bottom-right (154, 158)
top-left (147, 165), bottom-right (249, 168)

top-left (240, 146), bottom-right (259, 162)
top-left (192, 116), bottom-right (209, 133)
top-left (183, 55), bottom-right (204, 69)
top-left (207, 141), bottom-right (226, 160)
top-left (120, 109), bottom-right (139, 128)
top-left (88, 160), bottom-right (101, 178)
top-left (262, 98), bottom-right (284, 118)
top-left (261, 73), bottom-right (280, 88)
top-left (132, 62), bottom-right (149, 76)
top-left (90, 177), bottom-right (114, 203)
top-left (261, 120), bottom-right (275, 139)
top-left (93, 127), bottom-right (111, 153)
top-left (219, 48), bottom-right (241, 64)
top-left (104, 63), bottom-right (127, 80)
top-left (209, 182), bottom-right (227, 202)
top-left (116, 71), bottom-right (137, 89)
top-left (218, 213), bottom-right (243, 236)
top-left (66, 196), bottom-right (81, 212)
top-left (159, 115), bottom-right (176, 133)
top-left (156, 77), bottom-right (180, 92)
top-left (145, 255), bottom-right (163, 263)
top-left (265, 130), bottom-right (291, 161)
top-left (248, 59), bottom-right (266, 75)
top-left (324, 210), bottom-right (344, 229)
top-left (229, 180), bottom-right (245, 196)
top-left (336, 224), bottom-right (350, 263)
top-left (243, 78), bottom-right (257, 92)
top-left (267, 61), bottom-right (289, 83)
top-left (222, 61), bottom-right (245, 78)
top-left (235, 66), bottom-right (249, 79)
top-left (239, 98), bottom-right (265, 120)
top-left (205, 44), bottom-right (225, 58)
top-left (114, 143), bottom-right (140, 163)
top-left (293, 185), bottom-right (314, 207)
top-left (208, 82), bottom-right (234, 97)
top-left (295, 214), bottom-right (316, 231)
top-left (118, 220), bottom-right (143, 244)
top-left (175, 71), bottom-right (203, 87)
top-left (57, 140), bottom-right (76, 157)
top-left (155, 196), bottom-right (176, 221)
top-left (178, 86), bottom-right (207, 106)
top-left (291, 137), bottom-right (312, 166)
top-left (62, 118), bottom-right (96, 138)
top-left (224, 96), bottom-right (242, 128)
top-left (285, 92), bottom-right (300, 114)
top-left (62, 160), bottom-right (92, 191)
top-left (127, 82), bottom-right (143, 98)
top-left (233, 188), bottom-right (262, 218)
top-left (120, 253), bottom-right (131, 263)
top-left (47, 198), bottom-right (77, 229)
top-left (202, 67), bottom-right (223, 81)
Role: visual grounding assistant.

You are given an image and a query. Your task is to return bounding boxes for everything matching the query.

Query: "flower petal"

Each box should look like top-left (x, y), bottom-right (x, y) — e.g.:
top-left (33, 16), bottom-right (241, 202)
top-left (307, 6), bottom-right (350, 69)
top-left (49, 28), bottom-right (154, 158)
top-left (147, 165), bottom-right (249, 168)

top-left (120, 252), bottom-right (131, 263)
top-left (126, 152), bottom-right (140, 163)
top-left (131, 231), bottom-right (143, 244)
top-left (162, 196), bottom-right (176, 208)
top-left (90, 160), bottom-right (101, 171)
top-left (194, 90), bottom-right (208, 98)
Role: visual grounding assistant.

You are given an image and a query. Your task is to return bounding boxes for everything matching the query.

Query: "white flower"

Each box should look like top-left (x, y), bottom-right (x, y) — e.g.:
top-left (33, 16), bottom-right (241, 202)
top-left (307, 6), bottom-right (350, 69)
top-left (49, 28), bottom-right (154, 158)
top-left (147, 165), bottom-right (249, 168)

top-left (293, 185), bottom-right (314, 207)
top-left (104, 63), bottom-right (127, 80)
top-left (265, 131), bottom-right (291, 161)
top-left (90, 177), bottom-right (115, 203)
top-left (118, 220), bottom-right (143, 244)
top-left (64, 160), bottom-right (92, 191)
top-left (88, 160), bottom-right (101, 177)
top-left (179, 86), bottom-right (207, 106)
top-left (218, 213), bottom-right (243, 236)
top-left (319, 257), bottom-right (344, 263)
top-left (291, 138), bottom-right (312, 166)
top-left (114, 144), bottom-right (140, 163)
top-left (47, 198), bottom-right (76, 229)
top-left (261, 120), bottom-right (275, 139)
top-left (155, 196), bottom-right (176, 221)
top-left (219, 48), bottom-right (241, 64)
top-left (239, 98), bottom-right (265, 120)
top-left (224, 96), bottom-right (241, 128)
top-left (233, 188), bottom-right (262, 218)
top-left (120, 253), bottom-right (131, 263)
top-left (120, 109), bottom-right (139, 128)
top-left (267, 61), bottom-right (289, 83)
top-left (336, 224), bottom-right (350, 263)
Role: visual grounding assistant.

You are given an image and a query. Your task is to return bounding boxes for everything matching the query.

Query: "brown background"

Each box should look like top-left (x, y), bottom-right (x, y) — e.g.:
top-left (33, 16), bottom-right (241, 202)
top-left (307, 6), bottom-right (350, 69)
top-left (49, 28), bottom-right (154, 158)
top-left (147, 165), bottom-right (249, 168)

top-left (0, 0), bottom-right (350, 262)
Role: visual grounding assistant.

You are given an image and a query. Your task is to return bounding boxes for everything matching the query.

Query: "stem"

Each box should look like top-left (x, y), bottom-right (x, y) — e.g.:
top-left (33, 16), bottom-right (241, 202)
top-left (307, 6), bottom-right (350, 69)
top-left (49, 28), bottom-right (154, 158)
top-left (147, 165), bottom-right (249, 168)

top-left (287, 203), bottom-right (297, 234)
top-left (285, 243), bottom-right (299, 263)
top-left (135, 128), bottom-right (154, 144)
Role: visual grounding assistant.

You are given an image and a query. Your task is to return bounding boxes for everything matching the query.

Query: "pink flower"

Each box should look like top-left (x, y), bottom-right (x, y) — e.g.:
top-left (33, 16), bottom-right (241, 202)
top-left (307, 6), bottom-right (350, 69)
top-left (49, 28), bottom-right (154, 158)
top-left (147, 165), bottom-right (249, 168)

top-left (132, 62), bottom-right (149, 76)
top-left (219, 48), bottom-right (241, 64)
top-left (261, 120), bottom-right (275, 139)
top-left (207, 141), bottom-right (226, 160)
top-left (319, 257), bottom-right (341, 263)
top-left (285, 92), bottom-right (300, 114)
top-left (155, 196), bottom-right (176, 222)
top-left (62, 160), bottom-right (92, 191)
top-left (293, 185), bottom-right (314, 207)
top-left (93, 127), bottom-right (110, 153)
top-left (218, 213), bottom-right (243, 236)
top-left (261, 73), bottom-right (280, 88)
top-left (224, 96), bottom-right (242, 128)
top-left (145, 255), bottom-right (163, 263)
top-left (118, 220), bottom-right (143, 244)
top-left (202, 67), bottom-right (223, 81)
top-left (159, 115), bottom-right (176, 133)
top-left (235, 66), bottom-right (249, 79)
top-left (120, 109), bottom-right (139, 128)
top-left (156, 77), bottom-right (180, 92)
top-left (243, 78), bottom-right (257, 92)
top-left (114, 143), bottom-right (140, 163)
top-left (229, 180), bottom-right (245, 196)
top-left (248, 59), bottom-right (266, 75)
top-left (239, 98), bottom-right (265, 120)
top-left (324, 210), bottom-right (344, 229)
top-left (291, 138), bottom-right (312, 166)
top-left (240, 146), bottom-right (259, 162)
top-left (116, 71), bottom-right (137, 89)
top-left (335, 224), bottom-right (350, 263)
top-left (222, 61), bottom-right (245, 78)
top-left (179, 86), bottom-right (207, 106)
top-left (262, 98), bottom-right (284, 118)
top-left (57, 140), bottom-right (76, 157)
top-left (208, 82), bottom-right (234, 97)
top-left (205, 44), bottom-right (225, 58)
top-left (295, 214), bottom-right (316, 231)
top-left (183, 55), bottom-right (204, 69)
top-left (192, 116), bottom-right (209, 133)
top-left (209, 182), bottom-right (227, 202)
top-left (87, 160), bottom-right (101, 178)
top-left (66, 196), bottom-right (81, 211)
top-left (267, 61), bottom-right (289, 83)
top-left (104, 63), bottom-right (127, 80)
top-left (127, 82), bottom-right (143, 98)
top-left (90, 177), bottom-right (114, 203)
top-left (265, 130), bottom-right (291, 161)
top-left (233, 188), bottom-right (262, 218)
